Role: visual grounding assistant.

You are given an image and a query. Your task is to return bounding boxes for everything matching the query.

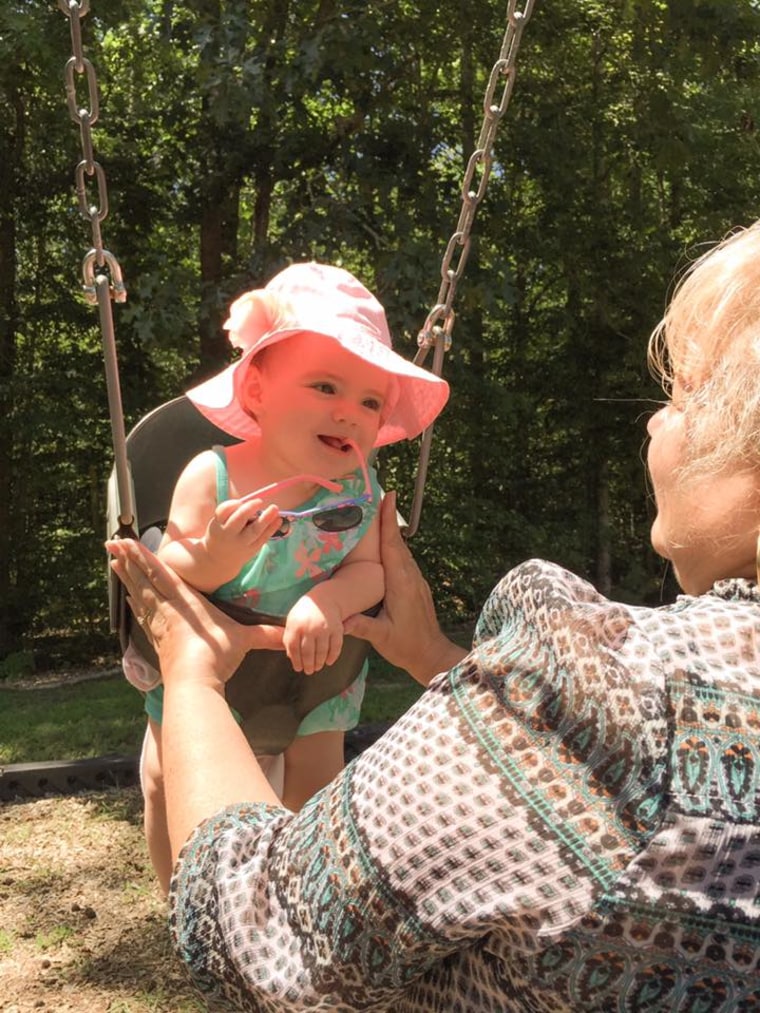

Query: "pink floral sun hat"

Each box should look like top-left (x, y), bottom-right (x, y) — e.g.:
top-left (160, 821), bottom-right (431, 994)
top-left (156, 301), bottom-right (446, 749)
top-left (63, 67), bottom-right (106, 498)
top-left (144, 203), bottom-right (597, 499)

top-left (185, 262), bottom-right (450, 447)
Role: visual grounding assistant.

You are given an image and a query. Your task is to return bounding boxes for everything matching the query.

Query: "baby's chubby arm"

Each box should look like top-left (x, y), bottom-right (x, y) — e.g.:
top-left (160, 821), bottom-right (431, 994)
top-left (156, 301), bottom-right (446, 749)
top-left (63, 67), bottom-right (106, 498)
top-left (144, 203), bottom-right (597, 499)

top-left (284, 510), bottom-right (384, 674)
top-left (158, 451), bottom-right (281, 592)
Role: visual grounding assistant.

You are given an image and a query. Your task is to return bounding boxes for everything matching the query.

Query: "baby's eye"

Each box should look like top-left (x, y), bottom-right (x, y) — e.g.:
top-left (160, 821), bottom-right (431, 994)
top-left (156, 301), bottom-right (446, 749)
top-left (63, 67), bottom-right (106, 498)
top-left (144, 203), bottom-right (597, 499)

top-left (363, 397), bottom-right (383, 412)
top-left (311, 382), bottom-right (336, 395)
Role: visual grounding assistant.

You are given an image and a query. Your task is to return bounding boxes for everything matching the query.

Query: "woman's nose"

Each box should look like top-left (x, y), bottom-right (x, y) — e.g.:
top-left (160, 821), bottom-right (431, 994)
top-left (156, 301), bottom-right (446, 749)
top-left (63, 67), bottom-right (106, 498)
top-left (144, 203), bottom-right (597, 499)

top-left (647, 406), bottom-right (667, 436)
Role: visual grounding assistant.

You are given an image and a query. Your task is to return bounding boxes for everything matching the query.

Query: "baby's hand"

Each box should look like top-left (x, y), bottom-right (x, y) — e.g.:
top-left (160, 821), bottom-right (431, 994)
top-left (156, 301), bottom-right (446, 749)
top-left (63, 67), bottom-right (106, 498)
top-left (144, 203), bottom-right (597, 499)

top-left (284, 595), bottom-right (344, 674)
top-left (202, 498), bottom-right (281, 572)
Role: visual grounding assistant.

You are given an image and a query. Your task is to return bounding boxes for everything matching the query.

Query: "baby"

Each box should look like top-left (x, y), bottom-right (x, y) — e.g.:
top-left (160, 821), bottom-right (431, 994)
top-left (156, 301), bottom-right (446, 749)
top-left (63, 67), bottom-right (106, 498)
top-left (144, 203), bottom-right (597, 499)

top-left (127, 262), bottom-right (449, 891)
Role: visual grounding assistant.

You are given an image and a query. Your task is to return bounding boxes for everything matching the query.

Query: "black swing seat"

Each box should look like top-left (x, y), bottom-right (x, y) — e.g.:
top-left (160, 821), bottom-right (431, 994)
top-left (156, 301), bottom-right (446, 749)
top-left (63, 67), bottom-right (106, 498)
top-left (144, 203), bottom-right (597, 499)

top-left (107, 395), bottom-right (375, 757)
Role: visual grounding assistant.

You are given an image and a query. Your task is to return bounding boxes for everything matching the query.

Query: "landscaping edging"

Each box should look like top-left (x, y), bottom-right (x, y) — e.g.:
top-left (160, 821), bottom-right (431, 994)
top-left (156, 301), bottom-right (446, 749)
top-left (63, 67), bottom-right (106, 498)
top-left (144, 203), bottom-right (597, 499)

top-left (0, 722), bottom-right (391, 801)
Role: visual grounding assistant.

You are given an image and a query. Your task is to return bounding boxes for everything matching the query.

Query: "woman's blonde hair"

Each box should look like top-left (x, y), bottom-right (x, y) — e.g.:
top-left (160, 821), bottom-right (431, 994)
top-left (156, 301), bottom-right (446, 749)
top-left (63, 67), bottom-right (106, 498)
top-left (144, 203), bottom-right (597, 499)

top-left (648, 221), bottom-right (760, 478)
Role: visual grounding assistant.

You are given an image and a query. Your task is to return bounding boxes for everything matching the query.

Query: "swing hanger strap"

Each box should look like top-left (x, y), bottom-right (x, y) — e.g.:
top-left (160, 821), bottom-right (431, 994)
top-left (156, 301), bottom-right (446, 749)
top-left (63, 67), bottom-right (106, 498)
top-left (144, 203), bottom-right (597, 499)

top-left (417, 0), bottom-right (535, 360)
top-left (59, 0), bottom-right (126, 305)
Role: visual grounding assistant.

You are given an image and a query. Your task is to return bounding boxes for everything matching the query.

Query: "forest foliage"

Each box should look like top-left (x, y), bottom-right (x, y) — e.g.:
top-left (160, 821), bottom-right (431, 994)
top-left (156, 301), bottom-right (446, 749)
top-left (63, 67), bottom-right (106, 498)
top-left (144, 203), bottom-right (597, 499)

top-left (2, 0), bottom-right (760, 665)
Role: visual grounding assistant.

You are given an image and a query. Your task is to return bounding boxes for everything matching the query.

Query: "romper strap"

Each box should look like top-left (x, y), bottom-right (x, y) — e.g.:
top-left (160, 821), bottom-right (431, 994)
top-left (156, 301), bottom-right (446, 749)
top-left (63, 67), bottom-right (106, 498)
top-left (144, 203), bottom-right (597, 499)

top-left (211, 445), bottom-right (228, 503)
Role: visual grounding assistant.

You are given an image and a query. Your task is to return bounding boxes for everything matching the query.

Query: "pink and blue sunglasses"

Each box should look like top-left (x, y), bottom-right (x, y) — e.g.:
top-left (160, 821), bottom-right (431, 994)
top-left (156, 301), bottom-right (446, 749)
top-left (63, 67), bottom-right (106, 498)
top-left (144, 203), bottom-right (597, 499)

top-left (242, 447), bottom-right (373, 540)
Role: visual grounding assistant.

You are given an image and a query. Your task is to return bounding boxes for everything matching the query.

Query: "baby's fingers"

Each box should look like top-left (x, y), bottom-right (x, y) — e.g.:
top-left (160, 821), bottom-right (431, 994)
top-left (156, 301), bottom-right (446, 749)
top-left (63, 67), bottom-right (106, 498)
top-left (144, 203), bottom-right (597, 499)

top-left (241, 503), bottom-right (281, 545)
top-left (214, 497), bottom-right (261, 528)
top-left (324, 629), bottom-right (343, 669)
top-left (285, 630), bottom-right (325, 675)
top-left (285, 630), bottom-right (304, 673)
top-left (214, 500), bottom-right (280, 541)
top-left (303, 630), bottom-right (342, 675)
top-left (300, 636), bottom-right (319, 675)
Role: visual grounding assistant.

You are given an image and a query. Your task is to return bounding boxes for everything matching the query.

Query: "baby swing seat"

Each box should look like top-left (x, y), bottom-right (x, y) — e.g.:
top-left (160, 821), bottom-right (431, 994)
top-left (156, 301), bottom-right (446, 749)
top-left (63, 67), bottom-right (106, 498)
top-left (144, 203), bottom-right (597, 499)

top-left (107, 396), bottom-right (374, 756)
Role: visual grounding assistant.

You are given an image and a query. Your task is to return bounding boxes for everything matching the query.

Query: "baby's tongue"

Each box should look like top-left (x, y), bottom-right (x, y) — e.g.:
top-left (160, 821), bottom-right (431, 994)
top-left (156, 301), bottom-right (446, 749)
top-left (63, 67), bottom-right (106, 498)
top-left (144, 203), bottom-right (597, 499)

top-left (321, 436), bottom-right (348, 451)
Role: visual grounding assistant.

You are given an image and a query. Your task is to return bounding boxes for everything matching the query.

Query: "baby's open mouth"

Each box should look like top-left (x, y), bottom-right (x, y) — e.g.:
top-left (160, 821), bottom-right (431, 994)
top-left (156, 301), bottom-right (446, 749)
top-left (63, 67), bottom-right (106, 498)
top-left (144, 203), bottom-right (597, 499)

top-left (319, 435), bottom-right (353, 453)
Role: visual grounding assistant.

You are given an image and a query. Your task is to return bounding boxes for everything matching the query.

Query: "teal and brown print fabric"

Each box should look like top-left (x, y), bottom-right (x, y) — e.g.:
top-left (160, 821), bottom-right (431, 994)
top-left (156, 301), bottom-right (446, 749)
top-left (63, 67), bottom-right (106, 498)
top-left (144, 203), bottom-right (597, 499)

top-left (170, 561), bottom-right (760, 1012)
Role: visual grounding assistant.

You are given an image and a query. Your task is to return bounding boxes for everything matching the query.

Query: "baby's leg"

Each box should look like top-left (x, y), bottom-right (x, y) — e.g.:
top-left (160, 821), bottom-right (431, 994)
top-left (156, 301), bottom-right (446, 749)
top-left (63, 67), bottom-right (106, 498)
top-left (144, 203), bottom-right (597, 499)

top-left (282, 730), bottom-right (345, 811)
top-left (139, 718), bottom-right (173, 896)
top-left (257, 754), bottom-right (285, 799)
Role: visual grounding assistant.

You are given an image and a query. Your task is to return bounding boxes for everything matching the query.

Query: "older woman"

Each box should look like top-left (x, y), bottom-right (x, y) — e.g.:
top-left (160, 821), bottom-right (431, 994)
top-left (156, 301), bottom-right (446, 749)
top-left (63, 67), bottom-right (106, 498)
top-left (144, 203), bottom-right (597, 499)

top-left (108, 222), bottom-right (760, 1011)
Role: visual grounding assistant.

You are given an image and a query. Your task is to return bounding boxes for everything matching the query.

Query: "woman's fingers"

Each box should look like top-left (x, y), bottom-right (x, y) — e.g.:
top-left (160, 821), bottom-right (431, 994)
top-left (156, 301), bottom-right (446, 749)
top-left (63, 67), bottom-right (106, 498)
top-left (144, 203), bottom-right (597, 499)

top-left (343, 490), bottom-right (457, 684)
top-left (107, 538), bottom-right (179, 601)
top-left (377, 491), bottom-right (424, 590)
top-left (107, 537), bottom-right (287, 687)
top-left (245, 623), bottom-right (285, 652)
top-left (342, 608), bottom-right (381, 644)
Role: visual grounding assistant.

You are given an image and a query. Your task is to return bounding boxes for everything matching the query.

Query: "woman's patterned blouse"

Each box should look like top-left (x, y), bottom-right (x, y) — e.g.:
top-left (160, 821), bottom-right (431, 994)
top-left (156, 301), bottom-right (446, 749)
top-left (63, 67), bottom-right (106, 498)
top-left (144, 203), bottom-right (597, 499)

top-left (169, 560), bottom-right (760, 1011)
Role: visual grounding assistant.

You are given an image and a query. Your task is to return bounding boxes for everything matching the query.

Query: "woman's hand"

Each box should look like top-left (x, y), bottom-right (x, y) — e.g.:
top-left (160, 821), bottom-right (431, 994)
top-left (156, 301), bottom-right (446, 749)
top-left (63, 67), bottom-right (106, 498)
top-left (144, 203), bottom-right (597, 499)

top-left (106, 538), bottom-right (284, 690)
top-left (343, 492), bottom-right (468, 685)
top-left (107, 537), bottom-right (285, 857)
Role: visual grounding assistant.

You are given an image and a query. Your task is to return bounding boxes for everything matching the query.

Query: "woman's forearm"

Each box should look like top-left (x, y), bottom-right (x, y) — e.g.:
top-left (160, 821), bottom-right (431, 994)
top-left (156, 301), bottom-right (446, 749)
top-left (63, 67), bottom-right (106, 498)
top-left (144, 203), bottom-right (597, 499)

top-left (408, 637), bottom-right (469, 687)
top-left (162, 680), bottom-right (281, 863)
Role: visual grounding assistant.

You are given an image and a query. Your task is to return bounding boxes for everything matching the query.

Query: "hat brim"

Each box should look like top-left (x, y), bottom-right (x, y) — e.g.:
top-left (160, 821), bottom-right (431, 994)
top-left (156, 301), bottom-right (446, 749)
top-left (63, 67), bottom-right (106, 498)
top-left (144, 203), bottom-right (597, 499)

top-left (186, 328), bottom-right (449, 446)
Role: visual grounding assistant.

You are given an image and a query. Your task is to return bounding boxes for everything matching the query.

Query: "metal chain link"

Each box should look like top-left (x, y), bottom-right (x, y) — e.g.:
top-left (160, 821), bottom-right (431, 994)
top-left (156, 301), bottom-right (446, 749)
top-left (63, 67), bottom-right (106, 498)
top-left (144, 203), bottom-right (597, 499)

top-left (59, 0), bottom-right (134, 535)
top-left (59, 0), bottom-right (126, 304)
top-left (57, 0), bottom-right (533, 539)
top-left (416, 0), bottom-right (535, 363)
top-left (406, 0), bottom-right (535, 538)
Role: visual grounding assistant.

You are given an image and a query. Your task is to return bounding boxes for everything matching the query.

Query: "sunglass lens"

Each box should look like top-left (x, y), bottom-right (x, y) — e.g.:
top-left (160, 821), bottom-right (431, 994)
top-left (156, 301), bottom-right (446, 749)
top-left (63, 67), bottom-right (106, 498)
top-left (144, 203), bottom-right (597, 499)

top-left (313, 505), bottom-right (363, 533)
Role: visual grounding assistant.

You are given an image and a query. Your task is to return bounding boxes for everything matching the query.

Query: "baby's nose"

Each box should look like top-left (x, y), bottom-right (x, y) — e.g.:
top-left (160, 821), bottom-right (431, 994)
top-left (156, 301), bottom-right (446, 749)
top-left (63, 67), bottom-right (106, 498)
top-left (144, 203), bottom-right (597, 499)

top-left (332, 399), bottom-right (358, 423)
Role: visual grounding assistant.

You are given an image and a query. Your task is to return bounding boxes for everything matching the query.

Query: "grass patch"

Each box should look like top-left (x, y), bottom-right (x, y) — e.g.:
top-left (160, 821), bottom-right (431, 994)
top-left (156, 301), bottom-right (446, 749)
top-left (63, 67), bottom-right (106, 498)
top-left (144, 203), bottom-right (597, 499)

top-left (35, 924), bottom-right (76, 951)
top-left (0, 654), bottom-right (424, 764)
top-left (361, 654), bottom-right (425, 723)
top-left (107, 995), bottom-right (206, 1013)
top-left (0, 679), bottom-right (146, 764)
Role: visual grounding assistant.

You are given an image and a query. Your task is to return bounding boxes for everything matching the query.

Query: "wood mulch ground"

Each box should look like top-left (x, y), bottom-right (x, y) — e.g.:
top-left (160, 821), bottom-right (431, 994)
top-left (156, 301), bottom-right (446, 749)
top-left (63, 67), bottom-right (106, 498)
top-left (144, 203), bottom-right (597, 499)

top-left (0, 787), bottom-right (212, 1013)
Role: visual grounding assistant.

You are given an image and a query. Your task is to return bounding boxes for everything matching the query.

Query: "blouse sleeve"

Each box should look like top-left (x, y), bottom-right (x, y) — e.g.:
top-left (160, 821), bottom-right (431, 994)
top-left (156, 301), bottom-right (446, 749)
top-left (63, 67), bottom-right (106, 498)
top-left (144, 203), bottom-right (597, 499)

top-left (169, 559), bottom-right (670, 1011)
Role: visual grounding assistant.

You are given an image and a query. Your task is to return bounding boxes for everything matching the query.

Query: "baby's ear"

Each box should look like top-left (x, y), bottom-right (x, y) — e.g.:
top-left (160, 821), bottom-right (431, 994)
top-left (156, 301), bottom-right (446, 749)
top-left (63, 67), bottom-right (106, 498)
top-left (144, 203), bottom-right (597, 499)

top-left (241, 362), bottom-right (265, 413)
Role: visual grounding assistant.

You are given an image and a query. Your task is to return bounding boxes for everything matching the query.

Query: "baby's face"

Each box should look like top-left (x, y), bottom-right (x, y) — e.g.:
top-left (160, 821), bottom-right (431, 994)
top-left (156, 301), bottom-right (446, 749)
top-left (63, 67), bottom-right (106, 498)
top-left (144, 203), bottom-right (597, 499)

top-left (243, 332), bottom-right (390, 478)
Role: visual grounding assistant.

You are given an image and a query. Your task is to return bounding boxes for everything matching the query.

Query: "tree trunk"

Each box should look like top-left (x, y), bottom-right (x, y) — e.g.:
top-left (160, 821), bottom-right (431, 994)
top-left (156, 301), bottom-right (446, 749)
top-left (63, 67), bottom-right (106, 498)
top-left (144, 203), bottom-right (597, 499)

top-left (0, 76), bottom-right (22, 655)
top-left (198, 184), bottom-right (240, 371)
top-left (595, 457), bottom-right (611, 596)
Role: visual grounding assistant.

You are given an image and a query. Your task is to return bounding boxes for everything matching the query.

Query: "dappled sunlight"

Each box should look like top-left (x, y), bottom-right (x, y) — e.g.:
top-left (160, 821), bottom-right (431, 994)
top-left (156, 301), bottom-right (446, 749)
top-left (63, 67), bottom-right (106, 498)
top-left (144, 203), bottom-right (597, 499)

top-left (0, 789), bottom-right (205, 1011)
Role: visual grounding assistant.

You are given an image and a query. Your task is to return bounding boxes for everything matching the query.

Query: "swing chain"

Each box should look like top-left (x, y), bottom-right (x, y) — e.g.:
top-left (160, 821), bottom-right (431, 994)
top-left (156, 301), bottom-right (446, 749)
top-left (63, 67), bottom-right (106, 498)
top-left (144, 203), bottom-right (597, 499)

top-left (416, 0), bottom-right (535, 363)
top-left (59, 0), bottom-right (126, 304)
top-left (405, 0), bottom-right (534, 540)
